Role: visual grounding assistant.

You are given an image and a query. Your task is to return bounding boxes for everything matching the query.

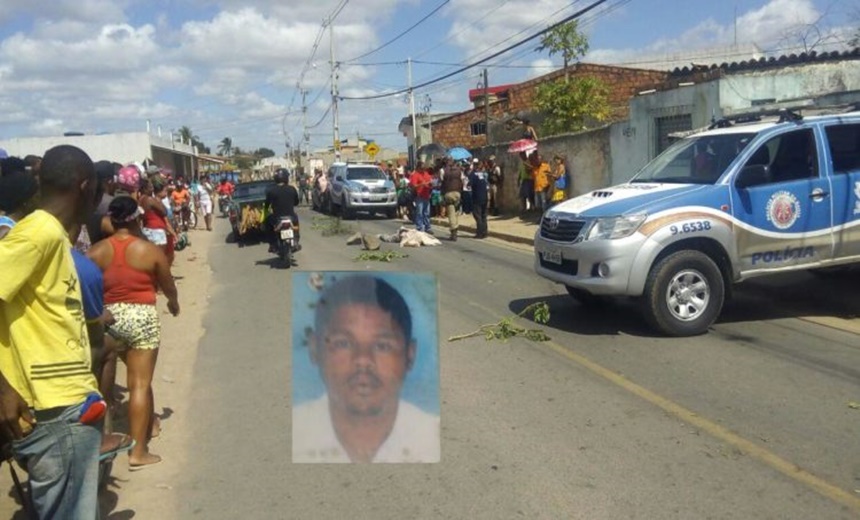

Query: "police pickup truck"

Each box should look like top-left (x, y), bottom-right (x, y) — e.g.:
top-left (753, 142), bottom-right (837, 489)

top-left (534, 109), bottom-right (860, 336)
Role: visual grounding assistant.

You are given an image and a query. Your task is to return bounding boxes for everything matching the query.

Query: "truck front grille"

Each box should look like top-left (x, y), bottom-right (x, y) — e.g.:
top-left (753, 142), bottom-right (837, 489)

top-left (540, 218), bottom-right (586, 242)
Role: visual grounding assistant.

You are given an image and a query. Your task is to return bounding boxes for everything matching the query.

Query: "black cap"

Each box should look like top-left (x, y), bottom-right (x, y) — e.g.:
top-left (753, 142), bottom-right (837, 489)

top-left (94, 160), bottom-right (115, 182)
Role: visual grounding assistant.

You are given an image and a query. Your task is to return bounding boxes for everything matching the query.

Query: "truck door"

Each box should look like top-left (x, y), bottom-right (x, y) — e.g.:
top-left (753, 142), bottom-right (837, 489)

top-left (822, 122), bottom-right (860, 260)
top-left (732, 127), bottom-right (833, 273)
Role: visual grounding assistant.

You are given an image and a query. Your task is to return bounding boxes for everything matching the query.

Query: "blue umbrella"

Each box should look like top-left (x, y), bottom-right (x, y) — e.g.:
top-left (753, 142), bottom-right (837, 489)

top-left (447, 147), bottom-right (472, 161)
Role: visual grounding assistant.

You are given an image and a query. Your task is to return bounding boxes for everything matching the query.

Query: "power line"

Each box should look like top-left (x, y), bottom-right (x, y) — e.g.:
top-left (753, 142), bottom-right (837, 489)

top-left (344, 0), bottom-right (451, 62)
top-left (412, 0), bottom-right (513, 60)
top-left (340, 0), bottom-right (612, 101)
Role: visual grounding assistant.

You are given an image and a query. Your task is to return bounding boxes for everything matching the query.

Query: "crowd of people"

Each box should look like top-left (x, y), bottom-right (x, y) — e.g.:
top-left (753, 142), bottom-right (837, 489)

top-left (0, 146), bottom-right (207, 517)
top-left (391, 149), bottom-right (569, 240)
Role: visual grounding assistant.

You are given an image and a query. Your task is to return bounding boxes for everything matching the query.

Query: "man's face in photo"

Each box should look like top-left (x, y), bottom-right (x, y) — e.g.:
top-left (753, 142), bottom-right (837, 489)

top-left (313, 302), bottom-right (415, 417)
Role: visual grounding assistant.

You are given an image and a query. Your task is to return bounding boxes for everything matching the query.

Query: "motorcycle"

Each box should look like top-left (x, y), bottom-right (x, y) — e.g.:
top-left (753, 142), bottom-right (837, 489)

top-left (274, 216), bottom-right (298, 268)
top-left (218, 194), bottom-right (230, 216)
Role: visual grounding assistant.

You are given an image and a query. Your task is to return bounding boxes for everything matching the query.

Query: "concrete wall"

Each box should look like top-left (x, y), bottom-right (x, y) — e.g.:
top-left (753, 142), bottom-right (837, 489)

top-left (0, 132), bottom-right (153, 164)
top-left (719, 60), bottom-right (860, 113)
top-left (475, 126), bottom-right (612, 212)
top-left (627, 80), bottom-right (721, 162)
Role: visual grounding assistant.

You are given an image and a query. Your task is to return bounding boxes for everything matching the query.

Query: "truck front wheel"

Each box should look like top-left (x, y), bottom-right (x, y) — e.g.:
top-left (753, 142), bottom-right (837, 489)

top-left (641, 250), bottom-right (724, 337)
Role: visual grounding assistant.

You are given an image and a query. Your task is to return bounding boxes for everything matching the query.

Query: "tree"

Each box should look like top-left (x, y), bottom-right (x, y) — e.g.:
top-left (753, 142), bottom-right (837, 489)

top-left (533, 76), bottom-right (611, 136)
top-left (255, 147), bottom-right (276, 158)
top-left (537, 20), bottom-right (589, 82)
top-left (218, 137), bottom-right (233, 157)
top-left (177, 125), bottom-right (211, 154)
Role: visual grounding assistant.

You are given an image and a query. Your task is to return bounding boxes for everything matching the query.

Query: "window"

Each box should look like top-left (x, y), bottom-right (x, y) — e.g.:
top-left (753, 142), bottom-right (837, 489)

top-left (741, 129), bottom-right (818, 186)
top-left (470, 122), bottom-right (487, 136)
top-left (346, 167), bottom-right (386, 181)
top-left (632, 133), bottom-right (753, 185)
top-left (825, 123), bottom-right (860, 174)
top-left (655, 114), bottom-right (692, 154)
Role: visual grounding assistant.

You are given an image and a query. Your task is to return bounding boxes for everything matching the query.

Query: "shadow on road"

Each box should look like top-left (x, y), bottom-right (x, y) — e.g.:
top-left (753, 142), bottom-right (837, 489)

top-left (511, 270), bottom-right (860, 337)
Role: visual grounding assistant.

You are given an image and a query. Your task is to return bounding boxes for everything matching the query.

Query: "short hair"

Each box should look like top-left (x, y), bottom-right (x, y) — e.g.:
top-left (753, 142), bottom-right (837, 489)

top-left (0, 171), bottom-right (38, 213)
top-left (1, 157), bottom-right (27, 177)
top-left (39, 145), bottom-right (95, 195)
top-left (314, 276), bottom-right (412, 344)
top-left (107, 196), bottom-right (139, 225)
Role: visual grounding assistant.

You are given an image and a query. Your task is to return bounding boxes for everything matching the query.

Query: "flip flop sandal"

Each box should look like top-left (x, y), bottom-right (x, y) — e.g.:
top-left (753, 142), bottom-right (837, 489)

top-left (129, 457), bottom-right (163, 472)
top-left (99, 435), bottom-right (135, 462)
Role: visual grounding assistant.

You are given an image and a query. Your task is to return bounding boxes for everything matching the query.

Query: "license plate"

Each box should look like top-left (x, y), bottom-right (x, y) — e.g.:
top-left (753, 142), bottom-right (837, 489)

top-left (370, 194), bottom-right (385, 201)
top-left (280, 229), bottom-right (294, 239)
top-left (541, 249), bottom-right (562, 264)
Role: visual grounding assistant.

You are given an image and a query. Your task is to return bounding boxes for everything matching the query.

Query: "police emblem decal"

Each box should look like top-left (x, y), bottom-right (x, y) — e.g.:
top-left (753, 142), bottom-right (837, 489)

top-left (766, 191), bottom-right (801, 230)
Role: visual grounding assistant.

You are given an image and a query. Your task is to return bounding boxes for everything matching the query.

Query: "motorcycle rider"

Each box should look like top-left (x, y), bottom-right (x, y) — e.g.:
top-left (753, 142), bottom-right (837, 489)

top-left (264, 168), bottom-right (301, 254)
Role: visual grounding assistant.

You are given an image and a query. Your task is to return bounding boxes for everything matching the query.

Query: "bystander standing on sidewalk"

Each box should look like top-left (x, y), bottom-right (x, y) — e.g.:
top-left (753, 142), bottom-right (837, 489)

top-left (0, 145), bottom-right (104, 519)
top-left (530, 152), bottom-right (552, 214)
top-left (442, 161), bottom-right (463, 241)
top-left (550, 155), bottom-right (570, 206)
top-left (87, 196), bottom-right (180, 471)
top-left (409, 162), bottom-right (433, 233)
top-left (488, 155), bottom-right (502, 216)
top-left (470, 160), bottom-right (490, 239)
top-left (517, 152), bottom-right (534, 214)
top-left (461, 160), bottom-right (474, 215)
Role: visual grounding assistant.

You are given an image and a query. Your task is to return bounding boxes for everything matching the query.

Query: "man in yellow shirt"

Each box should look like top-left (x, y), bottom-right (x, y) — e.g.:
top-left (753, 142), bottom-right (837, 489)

top-left (0, 145), bottom-right (103, 519)
top-left (529, 152), bottom-right (552, 213)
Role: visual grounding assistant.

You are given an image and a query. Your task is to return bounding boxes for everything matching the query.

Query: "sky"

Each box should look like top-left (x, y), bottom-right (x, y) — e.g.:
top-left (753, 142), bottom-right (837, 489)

top-left (0, 0), bottom-right (856, 155)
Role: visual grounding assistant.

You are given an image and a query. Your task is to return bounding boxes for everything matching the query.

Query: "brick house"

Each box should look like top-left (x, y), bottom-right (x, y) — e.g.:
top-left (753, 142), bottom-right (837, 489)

top-left (431, 63), bottom-right (669, 149)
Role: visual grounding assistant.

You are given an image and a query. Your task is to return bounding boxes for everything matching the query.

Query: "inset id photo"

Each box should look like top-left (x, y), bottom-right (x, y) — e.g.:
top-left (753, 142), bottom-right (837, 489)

top-left (292, 271), bottom-right (440, 463)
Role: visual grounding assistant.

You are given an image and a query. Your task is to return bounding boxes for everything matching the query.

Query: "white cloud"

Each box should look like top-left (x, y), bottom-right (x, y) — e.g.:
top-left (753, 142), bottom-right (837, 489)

top-left (587, 0), bottom-right (843, 68)
top-left (29, 118), bottom-right (65, 136)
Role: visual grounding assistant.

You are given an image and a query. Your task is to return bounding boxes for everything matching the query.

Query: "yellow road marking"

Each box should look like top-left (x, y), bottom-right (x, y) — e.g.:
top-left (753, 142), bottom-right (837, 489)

top-left (460, 298), bottom-right (860, 513)
top-left (538, 339), bottom-right (860, 513)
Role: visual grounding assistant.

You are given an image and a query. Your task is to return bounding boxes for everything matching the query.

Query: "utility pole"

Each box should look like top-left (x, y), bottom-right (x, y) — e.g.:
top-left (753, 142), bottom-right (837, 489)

top-left (422, 94), bottom-right (433, 144)
top-left (298, 88), bottom-right (307, 173)
top-left (483, 68), bottom-right (491, 146)
top-left (408, 57), bottom-right (417, 167)
top-left (330, 20), bottom-right (340, 161)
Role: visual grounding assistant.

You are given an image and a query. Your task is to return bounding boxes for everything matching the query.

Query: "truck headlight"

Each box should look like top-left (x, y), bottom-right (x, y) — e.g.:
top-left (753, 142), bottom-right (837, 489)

top-left (585, 214), bottom-right (647, 241)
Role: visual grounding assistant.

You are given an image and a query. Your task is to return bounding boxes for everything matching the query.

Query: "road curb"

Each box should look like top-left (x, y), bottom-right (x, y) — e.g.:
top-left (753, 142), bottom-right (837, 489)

top-left (430, 217), bottom-right (535, 246)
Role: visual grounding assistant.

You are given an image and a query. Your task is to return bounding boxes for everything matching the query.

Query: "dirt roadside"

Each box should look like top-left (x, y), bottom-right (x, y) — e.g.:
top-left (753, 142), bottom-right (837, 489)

top-left (0, 227), bottom-right (215, 519)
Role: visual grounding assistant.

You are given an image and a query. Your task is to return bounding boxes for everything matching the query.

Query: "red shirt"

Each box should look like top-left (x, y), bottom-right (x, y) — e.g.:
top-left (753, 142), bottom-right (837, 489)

top-left (217, 183), bottom-right (234, 196)
top-left (409, 170), bottom-right (433, 200)
top-left (103, 236), bottom-right (157, 306)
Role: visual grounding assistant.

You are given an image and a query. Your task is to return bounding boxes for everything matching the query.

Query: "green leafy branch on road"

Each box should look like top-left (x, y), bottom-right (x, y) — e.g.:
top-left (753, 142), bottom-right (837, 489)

top-left (311, 216), bottom-right (354, 237)
top-left (354, 251), bottom-right (409, 262)
top-left (448, 302), bottom-right (552, 343)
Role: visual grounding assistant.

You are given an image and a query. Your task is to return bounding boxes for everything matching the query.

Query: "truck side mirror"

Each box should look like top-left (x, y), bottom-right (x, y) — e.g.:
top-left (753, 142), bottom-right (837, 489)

top-left (335, 175), bottom-right (344, 182)
top-left (736, 165), bottom-right (770, 189)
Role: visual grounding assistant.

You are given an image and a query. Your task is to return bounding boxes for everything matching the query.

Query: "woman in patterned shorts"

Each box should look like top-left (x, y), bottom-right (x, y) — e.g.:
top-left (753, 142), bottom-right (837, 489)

top-left (88, 196), bottom-right (180, 470)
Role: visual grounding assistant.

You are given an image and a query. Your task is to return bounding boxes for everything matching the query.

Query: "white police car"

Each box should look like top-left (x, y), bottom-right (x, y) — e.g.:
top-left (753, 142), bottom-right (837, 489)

top-left (534, 109), bottom-right (860, 336)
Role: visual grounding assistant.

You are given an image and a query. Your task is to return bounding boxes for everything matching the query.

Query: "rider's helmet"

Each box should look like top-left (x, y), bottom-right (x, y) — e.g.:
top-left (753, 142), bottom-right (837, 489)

top-left (274, 168), bottom-right (290, 183)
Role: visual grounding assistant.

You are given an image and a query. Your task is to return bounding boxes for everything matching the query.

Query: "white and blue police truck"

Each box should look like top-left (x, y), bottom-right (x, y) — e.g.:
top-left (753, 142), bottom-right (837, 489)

top-left (534, 109), bottom-right (860, 336)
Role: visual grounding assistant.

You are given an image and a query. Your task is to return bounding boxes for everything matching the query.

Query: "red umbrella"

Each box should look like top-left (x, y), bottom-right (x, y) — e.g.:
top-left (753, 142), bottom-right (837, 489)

top-left (507, 138), bottom-right (538, 154)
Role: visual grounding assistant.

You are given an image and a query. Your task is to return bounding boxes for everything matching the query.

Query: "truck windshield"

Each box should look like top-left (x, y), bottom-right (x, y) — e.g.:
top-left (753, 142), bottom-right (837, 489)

top-left (632, 133), bottom-right (755, 184)
top-left (347, 168), bottom-right (386, 181)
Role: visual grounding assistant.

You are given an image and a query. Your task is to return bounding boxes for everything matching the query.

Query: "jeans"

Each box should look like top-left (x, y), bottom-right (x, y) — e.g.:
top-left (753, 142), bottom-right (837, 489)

top-left (473, 203), bottom-right (488, 237)
top-left (535, 189), bottom-right (548, 213)
top-left (12, 401), bottom-right (101, 519)
top-left (414, 198), bottom-right (431, 232)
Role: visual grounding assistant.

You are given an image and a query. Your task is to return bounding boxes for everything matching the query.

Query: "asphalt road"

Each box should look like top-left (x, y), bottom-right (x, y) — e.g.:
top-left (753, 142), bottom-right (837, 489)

top-left (174, 207), bottom-right (860, 519)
